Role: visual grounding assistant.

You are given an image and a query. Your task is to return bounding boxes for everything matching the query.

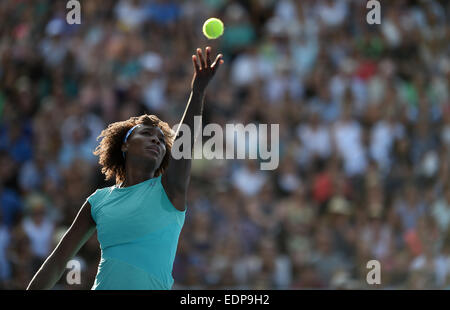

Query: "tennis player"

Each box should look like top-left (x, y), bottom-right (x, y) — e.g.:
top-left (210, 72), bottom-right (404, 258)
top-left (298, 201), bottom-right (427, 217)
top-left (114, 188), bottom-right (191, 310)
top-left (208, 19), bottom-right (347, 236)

top-left (27, 47), bottom-right (224, 290)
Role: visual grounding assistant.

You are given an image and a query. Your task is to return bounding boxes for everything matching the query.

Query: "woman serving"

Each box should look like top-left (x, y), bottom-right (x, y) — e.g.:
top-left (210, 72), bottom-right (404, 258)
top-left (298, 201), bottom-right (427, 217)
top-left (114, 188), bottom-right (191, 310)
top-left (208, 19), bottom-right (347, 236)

top-left (27, 47), bottom-right (223, 290)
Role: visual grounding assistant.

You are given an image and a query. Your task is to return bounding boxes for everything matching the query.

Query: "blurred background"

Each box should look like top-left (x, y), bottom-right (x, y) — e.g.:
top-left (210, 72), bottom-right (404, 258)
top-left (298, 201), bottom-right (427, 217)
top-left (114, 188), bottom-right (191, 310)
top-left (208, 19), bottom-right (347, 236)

top-left (0, 0), bottom-right (449, 290)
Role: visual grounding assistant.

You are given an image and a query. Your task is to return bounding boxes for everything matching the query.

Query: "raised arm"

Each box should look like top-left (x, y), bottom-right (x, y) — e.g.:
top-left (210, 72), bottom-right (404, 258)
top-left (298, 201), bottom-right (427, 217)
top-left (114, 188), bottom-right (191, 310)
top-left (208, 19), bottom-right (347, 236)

top-left (162, 46), bottom-right (223, 210)
top-left (27, 201), bottom-right (96, 290)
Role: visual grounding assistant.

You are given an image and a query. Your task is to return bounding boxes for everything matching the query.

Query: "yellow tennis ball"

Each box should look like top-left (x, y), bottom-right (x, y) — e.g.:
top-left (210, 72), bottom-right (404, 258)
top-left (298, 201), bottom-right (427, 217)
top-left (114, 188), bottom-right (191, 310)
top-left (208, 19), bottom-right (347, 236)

top-left (202, 18), bottom-right (224, 39)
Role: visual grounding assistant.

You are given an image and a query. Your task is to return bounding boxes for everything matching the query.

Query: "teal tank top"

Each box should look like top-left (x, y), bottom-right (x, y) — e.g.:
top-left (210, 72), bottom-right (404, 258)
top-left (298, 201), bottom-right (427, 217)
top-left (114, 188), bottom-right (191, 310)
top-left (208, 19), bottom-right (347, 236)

top-left (86, 174), bottom-right (186, 290)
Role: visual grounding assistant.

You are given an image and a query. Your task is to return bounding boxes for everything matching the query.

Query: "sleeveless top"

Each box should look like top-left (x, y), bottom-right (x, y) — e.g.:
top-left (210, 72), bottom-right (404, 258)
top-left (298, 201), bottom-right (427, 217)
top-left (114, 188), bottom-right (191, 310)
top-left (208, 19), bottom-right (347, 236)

top-left (86, 174), bottom-right (186, 290)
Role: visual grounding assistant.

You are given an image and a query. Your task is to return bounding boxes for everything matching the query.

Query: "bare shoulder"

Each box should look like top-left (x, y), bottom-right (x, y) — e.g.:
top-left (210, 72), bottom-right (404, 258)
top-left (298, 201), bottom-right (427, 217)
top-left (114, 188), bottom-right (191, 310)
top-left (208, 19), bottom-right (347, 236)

top-left (68, 200), bottom-right (96, 233)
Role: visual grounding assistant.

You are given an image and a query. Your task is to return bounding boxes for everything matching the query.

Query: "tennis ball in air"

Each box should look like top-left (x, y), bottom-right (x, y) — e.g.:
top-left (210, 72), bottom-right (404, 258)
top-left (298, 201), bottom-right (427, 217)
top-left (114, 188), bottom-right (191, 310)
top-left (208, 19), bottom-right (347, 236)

top-left (202, 18), bottom-right (224, 39)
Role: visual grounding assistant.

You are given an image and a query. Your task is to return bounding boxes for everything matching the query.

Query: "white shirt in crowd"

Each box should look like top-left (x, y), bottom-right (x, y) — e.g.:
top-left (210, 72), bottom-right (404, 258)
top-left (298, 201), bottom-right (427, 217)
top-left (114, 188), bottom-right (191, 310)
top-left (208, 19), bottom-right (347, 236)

top-left (22, 217), bottom-right (54, 259)
top-left (297, 123), bottom-right (332, 161)
top-left (410, 254), bottom-right (450, 288)
top-left (432, 198), bottom-right (450, 233)
top-left (316, 0), bottom-right (349, 27)
top-left (232, 165), bottom-right (267, 197)
top-left (370, 120), bottom-right (405, 171)
top-left (230, 52), bottom-right (263, 88)
top-left (332, 120), bottom-right (367, 176)
top-left (114, 0), bottom-right (146, 30)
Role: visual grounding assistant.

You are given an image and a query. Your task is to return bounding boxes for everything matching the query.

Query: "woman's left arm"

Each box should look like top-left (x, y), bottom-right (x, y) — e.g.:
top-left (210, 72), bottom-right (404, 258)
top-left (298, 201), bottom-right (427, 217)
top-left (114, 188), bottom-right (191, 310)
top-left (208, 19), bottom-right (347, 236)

top-left (162, 46), bottom-right (224, 211)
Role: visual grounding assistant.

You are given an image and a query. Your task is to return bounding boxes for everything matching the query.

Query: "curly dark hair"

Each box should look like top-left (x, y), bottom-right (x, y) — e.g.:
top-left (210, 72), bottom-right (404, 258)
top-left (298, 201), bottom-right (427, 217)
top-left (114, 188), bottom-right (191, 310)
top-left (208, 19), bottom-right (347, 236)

top-left (93, 114), bottom-right (174, 184)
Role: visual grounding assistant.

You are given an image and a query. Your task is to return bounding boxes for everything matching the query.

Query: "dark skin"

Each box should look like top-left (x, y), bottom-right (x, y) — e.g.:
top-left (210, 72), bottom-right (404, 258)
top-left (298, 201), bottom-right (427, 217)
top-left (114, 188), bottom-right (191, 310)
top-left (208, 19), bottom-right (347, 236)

top-left (163, 46), bottom-right (223, 211)
top-left (120, 125), bottom-right (167, 189)
top-left (27, 47), bottom-right (223, 289)
top-left (122, 46), bottom-right (223, 211)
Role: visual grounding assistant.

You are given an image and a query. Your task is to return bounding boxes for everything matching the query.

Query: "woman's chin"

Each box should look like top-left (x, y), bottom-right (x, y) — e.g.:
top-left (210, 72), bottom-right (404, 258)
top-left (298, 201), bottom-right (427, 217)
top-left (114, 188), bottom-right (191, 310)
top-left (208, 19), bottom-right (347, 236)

top-left (132, 152), bottom-right (160, 166)
top-left (145, 151), bottom-right (160, 161)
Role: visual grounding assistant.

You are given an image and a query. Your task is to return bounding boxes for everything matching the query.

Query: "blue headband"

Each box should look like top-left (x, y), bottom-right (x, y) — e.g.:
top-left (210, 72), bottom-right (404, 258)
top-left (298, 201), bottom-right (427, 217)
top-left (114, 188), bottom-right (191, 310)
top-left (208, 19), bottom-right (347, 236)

top-left (122, 124), bottom-right (142, 158)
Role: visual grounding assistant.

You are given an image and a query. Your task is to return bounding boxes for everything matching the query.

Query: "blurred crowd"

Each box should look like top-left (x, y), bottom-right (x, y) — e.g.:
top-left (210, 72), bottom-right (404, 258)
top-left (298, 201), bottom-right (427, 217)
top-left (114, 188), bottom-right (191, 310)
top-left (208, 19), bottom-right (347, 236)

top-left (0, 0), bottom-right (449, 289)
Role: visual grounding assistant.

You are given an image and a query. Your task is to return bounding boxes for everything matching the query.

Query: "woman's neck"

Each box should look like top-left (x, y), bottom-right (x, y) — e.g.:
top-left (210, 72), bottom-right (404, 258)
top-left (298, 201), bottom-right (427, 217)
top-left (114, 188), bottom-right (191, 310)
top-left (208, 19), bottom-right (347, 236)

top-left (121, 167), bottom-right (157, 188)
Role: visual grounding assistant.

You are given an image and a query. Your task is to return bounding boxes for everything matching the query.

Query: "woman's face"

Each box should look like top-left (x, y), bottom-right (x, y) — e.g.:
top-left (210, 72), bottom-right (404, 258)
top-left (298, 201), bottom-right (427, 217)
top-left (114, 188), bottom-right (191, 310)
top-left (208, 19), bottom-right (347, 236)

top-left (122, 125), bottom-right (167, 169)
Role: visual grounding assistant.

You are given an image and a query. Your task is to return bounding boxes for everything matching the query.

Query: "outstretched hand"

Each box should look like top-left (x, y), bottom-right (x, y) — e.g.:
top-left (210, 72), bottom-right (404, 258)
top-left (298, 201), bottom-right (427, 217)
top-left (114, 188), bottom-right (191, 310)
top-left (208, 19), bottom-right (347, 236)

top-left (191, 46), bottom-right (224, 93)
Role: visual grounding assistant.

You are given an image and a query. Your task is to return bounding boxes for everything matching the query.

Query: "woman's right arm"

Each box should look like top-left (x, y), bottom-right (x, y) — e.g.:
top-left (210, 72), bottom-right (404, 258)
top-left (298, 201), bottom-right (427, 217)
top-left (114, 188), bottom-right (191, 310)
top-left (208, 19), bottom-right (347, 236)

top-left (27, 201), bottom-right (97, 290)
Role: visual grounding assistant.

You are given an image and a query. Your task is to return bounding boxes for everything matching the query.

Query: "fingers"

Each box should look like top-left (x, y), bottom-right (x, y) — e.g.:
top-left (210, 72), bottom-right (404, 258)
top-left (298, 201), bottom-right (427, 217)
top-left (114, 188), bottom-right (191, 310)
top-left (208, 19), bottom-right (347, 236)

top-left (192, 55), bottom-right (200, 72)
top-left (205, 46), bottom-right (212, 67)
top-left (194, 47), bottom-right (224, 73)
top-left (212, 54), bottom-right (224, 73)
top-left (197, 48), bottom-right (206, 69)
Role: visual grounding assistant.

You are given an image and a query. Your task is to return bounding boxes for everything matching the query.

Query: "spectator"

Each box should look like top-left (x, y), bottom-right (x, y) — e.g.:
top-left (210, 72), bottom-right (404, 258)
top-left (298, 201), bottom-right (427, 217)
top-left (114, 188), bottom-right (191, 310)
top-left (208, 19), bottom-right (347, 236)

top-left (332, 103), bottom-right (367, 176)
top-left (296, 111), bottom-right (332, 165)
top-left (231, 160), bottom-right (267, 197)
top-left (431, 186), bottom-right (450, 234)
top-left (394, 184), bottom-right (427, 233)
top-left (21, 194), bottom-right (54, 271)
